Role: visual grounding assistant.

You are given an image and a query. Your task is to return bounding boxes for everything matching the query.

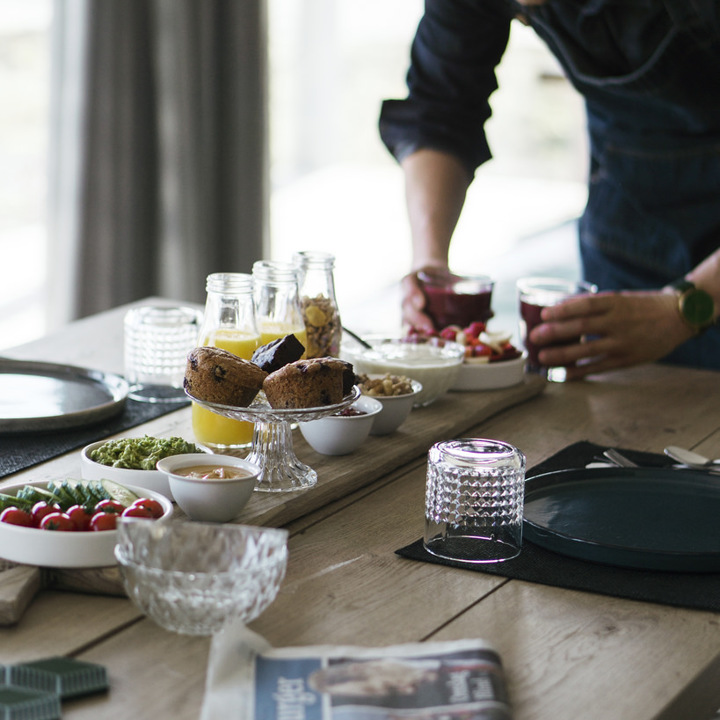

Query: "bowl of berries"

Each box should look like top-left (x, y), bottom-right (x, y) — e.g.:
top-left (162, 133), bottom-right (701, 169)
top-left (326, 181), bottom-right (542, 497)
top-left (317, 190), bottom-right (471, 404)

top-left (299, 395), bottom-right (383, 455)
top-left (431, 321), bottom-right (525, 391)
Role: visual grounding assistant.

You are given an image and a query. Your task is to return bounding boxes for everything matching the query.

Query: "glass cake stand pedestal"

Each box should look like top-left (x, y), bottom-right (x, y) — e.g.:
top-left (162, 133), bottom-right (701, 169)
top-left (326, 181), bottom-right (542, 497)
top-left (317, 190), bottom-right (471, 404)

top-left (186, 387), bottom-right (360, 492)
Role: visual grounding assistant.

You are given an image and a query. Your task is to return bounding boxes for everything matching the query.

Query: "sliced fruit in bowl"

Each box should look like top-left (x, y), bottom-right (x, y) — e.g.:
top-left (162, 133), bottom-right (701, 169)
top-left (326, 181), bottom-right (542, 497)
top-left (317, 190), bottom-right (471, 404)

top-left (408, 321), bottom-right (526, 391)
top-left (435, 322), bottom-right (522, 364)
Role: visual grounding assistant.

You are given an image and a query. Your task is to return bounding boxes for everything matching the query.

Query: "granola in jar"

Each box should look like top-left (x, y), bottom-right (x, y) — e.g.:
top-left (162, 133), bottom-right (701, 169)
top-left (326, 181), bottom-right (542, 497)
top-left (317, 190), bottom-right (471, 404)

top-left (301, 294), bottom-right (341, 358)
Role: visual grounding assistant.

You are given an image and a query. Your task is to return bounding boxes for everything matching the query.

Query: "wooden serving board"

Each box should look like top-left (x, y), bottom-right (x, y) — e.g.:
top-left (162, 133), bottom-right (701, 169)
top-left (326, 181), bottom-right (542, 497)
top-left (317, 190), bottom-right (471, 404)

top-left (0, 562), bottom-right (43, 625)
top-left (237, 374), bottom-right (546, 528)
top-left (0, 375), bottom-right (545, 623)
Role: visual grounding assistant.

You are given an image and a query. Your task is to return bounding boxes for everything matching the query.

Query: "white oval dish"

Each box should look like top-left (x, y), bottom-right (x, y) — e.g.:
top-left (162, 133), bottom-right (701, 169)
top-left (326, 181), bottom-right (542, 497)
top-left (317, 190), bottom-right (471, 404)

top-left (156, 454), bottom-right (260, 523)
top-left (0, 480), bottom-right (173, 568)
top-left (300, 395), bottom-right (382, 455)
top-left (343, 337), bottom-right (464, 407)
top-left (451, 353), bottom-right (526, 391)
top-left (80, 440), bottom-right (207, 500)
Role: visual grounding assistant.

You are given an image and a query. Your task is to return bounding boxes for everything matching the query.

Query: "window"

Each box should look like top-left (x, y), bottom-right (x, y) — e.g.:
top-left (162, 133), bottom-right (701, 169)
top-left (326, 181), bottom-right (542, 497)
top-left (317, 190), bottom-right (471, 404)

top-left (0, 2), bottom-right (587, 350)
top-left (268, 1), bottom-right (586, 335)
top-left (0, 0), bottom-right (51, 350)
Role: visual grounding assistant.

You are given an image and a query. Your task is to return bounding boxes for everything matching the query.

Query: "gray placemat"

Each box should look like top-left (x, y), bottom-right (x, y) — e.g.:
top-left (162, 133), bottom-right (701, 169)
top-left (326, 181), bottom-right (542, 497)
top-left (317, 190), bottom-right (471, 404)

top-left (0, 399), bottom-right (188, 480)
top-left (397, 441), bottom-right (720, 613)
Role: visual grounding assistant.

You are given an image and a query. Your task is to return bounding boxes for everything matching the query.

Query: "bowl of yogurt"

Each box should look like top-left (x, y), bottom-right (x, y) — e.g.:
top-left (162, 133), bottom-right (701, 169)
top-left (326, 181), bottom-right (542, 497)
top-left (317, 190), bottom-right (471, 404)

top-left (342, 337), bottom-right (464, 407)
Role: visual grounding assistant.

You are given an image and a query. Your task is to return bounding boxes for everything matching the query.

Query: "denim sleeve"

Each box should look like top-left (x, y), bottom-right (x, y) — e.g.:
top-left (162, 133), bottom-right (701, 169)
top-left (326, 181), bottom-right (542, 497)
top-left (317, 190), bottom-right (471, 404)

top-left (379, 0), bottom-right (514, 176)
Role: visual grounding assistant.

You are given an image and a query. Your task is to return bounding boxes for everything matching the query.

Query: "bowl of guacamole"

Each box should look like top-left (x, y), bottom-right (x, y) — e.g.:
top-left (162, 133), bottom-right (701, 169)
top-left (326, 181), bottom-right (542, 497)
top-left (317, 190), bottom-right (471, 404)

top-left (81, 435), bottom-right (205, 500)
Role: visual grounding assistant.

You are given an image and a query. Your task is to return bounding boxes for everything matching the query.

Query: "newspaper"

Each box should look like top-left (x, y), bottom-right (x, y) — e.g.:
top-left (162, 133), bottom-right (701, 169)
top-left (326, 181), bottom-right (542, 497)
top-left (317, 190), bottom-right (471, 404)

top-left (201, 620), bottom-right (513, 720)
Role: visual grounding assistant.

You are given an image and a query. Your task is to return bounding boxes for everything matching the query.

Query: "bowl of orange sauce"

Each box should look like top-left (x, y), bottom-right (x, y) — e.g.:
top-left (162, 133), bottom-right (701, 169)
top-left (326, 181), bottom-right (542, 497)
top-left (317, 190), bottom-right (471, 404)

top-left (156, 453), bottom-right (260, 522)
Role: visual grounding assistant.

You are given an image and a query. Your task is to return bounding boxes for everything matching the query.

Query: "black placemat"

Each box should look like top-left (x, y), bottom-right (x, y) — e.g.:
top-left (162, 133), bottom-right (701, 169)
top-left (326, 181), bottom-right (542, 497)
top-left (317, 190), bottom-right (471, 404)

top-left (397, 441), bottom-right (720, 613)
top-left (0, 399), bottom-right (189, 480)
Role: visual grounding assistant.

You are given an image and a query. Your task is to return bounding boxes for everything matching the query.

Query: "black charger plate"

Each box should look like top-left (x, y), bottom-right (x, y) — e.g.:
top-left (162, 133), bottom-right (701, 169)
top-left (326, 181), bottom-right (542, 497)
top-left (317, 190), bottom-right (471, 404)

top-left (523, 467), bottom-right (720, 572)
top-left (0, 359), bottom-right (128, 433)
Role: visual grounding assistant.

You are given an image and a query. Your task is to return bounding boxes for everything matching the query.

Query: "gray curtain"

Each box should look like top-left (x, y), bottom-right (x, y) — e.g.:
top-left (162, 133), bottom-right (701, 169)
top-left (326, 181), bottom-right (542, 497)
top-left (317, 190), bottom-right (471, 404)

top-left (47, 0), bottom-right (268, 328)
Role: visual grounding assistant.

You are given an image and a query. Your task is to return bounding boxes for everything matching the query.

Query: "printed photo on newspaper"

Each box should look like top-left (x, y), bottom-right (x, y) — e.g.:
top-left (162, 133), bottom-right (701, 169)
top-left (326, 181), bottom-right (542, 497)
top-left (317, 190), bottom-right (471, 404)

top-left (201, 622), bottom-right (513, 720)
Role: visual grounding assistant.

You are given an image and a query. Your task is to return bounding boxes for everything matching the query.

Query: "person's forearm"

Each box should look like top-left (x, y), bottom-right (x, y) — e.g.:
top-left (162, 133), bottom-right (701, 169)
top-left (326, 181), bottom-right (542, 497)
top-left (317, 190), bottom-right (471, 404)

top-left (687, 248), bottom-right (720, 318)
top-left (400, 148), bottom-right (473, 271)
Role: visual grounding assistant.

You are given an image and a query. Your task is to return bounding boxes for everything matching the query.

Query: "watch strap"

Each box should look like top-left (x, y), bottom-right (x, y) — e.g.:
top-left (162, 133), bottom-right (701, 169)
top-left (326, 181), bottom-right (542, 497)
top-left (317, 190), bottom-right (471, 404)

top-left (669, 278), bottom-right (695, 294)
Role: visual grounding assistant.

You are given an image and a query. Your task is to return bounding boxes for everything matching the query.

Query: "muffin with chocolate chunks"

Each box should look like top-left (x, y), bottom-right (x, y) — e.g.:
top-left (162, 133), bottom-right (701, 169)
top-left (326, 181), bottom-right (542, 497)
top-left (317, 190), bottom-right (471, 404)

top-left (263, 358), bottom-right (356, 409)
top-left (184, 346), bottom-right (267, 406)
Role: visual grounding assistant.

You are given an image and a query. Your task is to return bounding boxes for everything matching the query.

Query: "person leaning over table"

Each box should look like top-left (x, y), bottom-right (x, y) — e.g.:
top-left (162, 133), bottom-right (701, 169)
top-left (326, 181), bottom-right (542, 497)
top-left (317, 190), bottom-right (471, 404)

top-left (379, 0), bottom-right (720, 379)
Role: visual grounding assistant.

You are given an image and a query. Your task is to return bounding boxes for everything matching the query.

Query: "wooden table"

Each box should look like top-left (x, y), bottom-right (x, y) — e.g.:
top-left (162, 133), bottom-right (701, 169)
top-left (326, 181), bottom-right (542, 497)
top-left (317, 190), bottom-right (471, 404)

top-left (1, 300), bottom-right (720, 720)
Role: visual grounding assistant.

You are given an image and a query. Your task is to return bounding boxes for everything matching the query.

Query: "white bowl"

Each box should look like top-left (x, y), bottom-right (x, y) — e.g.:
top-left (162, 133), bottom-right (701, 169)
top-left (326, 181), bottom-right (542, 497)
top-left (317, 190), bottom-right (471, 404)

top-left (299, 395), bottom-right (382, 455)
top-left (357, 374), bottom-right (423, 436)
top-left (116, 519), bottom-right (288, 635)
top-left (81, 438), bottom-right (205, 500)
top-left (0, 480), bottom-right (173, 568)
top-left (343, 337), bottom-right (464, 407)
top-left (156, 454), bottom-right (260, 523)
top-left (451, 353), bottom-right (527, 391)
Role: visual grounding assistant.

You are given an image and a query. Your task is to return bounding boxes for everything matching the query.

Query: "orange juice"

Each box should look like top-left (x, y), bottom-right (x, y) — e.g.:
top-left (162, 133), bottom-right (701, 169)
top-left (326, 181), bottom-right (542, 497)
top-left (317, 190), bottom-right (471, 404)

top-left (259, 322), bottom-right (308, 354)
top-left (191, 329), bottom-right (259, 448)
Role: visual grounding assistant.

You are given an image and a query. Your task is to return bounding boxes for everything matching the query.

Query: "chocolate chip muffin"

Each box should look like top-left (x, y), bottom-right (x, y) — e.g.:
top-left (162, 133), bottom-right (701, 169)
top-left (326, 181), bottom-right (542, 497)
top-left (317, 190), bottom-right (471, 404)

top-left (263, 357), bottom-right (355, 409)
top-left (184, 346), bottom-right (267, 406)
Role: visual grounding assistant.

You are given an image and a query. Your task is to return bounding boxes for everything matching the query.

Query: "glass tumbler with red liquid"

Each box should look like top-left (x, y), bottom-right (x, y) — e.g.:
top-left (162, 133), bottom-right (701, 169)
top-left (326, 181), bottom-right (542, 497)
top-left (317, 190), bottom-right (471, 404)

top-left (417, 270), bottom-right (494, 330)
top-left (517, 277), bottom-right (597, 382)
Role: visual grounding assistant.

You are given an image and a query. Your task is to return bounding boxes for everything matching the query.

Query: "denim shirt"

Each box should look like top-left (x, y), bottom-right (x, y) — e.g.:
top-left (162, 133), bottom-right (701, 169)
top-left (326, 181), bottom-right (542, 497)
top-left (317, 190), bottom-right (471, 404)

top-left (379, 0), bottom-right (720, 368)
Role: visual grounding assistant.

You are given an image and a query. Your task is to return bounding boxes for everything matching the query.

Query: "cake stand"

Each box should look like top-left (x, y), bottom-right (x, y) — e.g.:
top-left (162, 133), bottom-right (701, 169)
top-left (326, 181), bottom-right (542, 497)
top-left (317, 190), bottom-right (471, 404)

top-left (186, 386), bottom-right (360, 492)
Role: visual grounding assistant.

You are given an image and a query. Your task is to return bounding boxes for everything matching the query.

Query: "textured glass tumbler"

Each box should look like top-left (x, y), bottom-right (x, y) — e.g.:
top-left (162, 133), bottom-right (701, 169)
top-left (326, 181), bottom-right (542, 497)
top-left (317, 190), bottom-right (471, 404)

top-left (124, 305), bottom-right (201, 403)
top-left (424, 438), bottom-right (525, 563)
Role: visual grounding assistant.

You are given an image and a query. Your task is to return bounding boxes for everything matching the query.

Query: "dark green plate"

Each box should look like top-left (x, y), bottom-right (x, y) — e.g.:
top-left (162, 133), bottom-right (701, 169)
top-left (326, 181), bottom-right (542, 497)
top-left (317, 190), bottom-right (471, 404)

top-left (523, 467), bottom-right (720, 572)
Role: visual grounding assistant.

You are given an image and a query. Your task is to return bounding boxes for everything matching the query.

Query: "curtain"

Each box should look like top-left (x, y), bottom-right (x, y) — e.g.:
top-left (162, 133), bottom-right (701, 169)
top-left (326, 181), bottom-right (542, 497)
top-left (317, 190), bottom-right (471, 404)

top-left (47, 0), bottom-right (268, 329)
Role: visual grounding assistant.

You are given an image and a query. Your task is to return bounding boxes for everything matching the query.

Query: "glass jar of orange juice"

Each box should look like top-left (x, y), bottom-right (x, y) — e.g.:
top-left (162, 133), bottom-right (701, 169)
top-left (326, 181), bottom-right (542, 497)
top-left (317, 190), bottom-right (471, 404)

top-left (252, 261), bottom-right (308, 352)
top-left (191, 273), bottom-right (260, 450)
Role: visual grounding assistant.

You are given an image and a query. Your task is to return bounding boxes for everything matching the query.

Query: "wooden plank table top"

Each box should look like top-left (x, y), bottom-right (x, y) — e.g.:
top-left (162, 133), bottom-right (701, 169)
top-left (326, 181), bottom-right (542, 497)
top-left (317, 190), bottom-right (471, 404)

top-left (1, 301), bottom-right (720, 720)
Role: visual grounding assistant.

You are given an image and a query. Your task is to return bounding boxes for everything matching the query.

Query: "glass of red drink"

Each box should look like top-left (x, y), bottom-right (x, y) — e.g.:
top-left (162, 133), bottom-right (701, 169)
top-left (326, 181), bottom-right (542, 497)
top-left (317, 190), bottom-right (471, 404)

top-left (517, 277), bottom-right (597, 382)
top-left (418, 270), bottom-right (494, 329)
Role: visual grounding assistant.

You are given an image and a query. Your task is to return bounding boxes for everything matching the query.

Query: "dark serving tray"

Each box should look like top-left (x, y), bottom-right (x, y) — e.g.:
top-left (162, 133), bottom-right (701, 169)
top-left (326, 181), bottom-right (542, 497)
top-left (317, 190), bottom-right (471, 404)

top-left (523, 467), bottom-right (720, 572)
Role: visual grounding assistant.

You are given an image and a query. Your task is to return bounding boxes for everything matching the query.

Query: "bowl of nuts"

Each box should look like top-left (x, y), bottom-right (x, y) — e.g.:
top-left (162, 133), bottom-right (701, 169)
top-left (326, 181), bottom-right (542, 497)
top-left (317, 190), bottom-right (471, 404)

top-left (357, 373), bottom-right (423, 436)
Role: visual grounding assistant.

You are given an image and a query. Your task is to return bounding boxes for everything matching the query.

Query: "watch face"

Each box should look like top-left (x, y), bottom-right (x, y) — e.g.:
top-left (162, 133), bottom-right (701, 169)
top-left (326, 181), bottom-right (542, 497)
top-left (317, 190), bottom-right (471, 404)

top-left (682, 289), bottom-right (715, 327)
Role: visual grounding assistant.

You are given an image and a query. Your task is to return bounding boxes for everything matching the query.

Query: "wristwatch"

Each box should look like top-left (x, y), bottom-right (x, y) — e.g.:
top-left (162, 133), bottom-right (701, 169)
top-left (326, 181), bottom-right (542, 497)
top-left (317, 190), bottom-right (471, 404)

top-left (669, 279), bottom-right (716, 334)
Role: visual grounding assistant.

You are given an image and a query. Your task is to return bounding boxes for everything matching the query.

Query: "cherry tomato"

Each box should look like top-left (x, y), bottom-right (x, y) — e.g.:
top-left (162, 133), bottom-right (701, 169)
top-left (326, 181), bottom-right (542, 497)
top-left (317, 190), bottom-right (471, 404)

top-left (121, 505), bottom-right (154, 519)
top-left (67, 505), bottom-right (93, 532)
top-left (94, 499), bottom-right (125, 515)
top-left (90, 512), bottom-right (117, 532)
top-left (40, 512), bottom-right (76, 531)
top-left (31, 501), bottom-right (60, 527)
top-left (0, 506), bottom-right (34, 527)
top-left (129, 498), bottom-right (164, 519)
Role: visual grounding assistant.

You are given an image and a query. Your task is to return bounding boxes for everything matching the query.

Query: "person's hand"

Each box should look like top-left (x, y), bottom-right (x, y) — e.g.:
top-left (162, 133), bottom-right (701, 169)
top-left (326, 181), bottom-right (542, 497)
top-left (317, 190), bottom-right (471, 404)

top-left (401, 265), bottom-right (451, 334)
top-left (529, 289), bottom-right (695, 379)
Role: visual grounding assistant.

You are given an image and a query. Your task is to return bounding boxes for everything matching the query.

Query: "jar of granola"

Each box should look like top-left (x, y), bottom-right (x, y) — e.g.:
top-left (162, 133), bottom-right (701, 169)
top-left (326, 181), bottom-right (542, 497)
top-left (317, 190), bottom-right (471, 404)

top-left (294, 251), bottom-right (341, 358)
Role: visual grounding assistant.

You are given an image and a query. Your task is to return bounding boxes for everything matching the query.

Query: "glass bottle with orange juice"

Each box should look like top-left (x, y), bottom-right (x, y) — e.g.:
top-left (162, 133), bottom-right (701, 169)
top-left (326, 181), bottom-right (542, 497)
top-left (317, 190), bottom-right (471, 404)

top-left (252, 260), bottom-right (308, 352)
top-left (191, 273), bottom-right (260, 449)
